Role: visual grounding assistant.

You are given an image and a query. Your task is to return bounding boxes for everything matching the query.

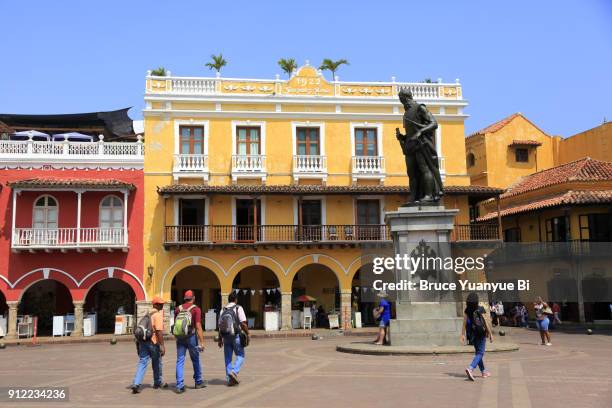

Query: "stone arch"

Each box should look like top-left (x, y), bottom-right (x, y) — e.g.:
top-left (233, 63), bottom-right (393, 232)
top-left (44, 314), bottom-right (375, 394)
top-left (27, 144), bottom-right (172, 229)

top-left (286, 254), bottom-right (346, 288)
top-left (226, 256), bottom-right (285, 293)
top-left (14, 268), bottom-right (79, 302)
top-left (79, 267), bottom-right (146, 302)
top-left (346, 254), bottom-right (380, 283)
top-left (160, 256), bottom-right (226, 298)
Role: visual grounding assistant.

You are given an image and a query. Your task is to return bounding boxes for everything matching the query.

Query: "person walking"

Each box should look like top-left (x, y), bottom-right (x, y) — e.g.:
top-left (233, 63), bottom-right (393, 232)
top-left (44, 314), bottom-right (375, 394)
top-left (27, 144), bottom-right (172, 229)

top-left (130, 296), bottom-right (167, 393)
top-left (461, 292), bottom-right (494, 381)
top-left (373, 290), bottom-right (391, 345)
top-left (217, 292), bottom-right (250, 386)
top-left (534, 296), bottom-right (552, 346)
top-left (552, 302), bottom-right (562, 326)
top-left (173, 290), bottom-right (206, 393)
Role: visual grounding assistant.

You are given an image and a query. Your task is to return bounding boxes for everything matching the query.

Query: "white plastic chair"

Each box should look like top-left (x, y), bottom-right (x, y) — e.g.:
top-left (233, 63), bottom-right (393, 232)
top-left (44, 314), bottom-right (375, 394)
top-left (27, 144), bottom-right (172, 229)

top-left (303, 307), bottom-right (312, 329)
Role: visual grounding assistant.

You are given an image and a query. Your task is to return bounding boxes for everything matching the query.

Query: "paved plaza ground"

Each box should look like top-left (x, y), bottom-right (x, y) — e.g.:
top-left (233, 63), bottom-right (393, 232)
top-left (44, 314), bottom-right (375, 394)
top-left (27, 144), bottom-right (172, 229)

top-left (0, 328), bottom-right (611, 408)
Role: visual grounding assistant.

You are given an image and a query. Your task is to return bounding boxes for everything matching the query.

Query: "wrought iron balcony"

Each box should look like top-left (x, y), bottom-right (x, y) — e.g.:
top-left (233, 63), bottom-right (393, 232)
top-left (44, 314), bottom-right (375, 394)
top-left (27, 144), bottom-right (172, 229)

top-left (164, 224), bottom-right (390, 247)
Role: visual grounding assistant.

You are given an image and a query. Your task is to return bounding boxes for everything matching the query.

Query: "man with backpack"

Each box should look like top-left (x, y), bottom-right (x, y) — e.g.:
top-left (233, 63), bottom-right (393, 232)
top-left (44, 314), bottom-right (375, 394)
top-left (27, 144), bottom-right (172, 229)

top-left (173, 290), bottom-right (206, 393)
top-left (217, 292), bottom-right (250, 386)
top-left (130, 296), bottom-right (167, 394)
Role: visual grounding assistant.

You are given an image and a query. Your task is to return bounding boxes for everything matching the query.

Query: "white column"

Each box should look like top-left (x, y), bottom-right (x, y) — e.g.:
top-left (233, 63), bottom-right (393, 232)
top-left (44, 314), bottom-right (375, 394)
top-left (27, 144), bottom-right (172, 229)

top-left (123, 190), bottom-right (129, 246)
top-left (11, 189), bottom-right (17, 243)
top-left (76, 190), bottom-right (82, 245)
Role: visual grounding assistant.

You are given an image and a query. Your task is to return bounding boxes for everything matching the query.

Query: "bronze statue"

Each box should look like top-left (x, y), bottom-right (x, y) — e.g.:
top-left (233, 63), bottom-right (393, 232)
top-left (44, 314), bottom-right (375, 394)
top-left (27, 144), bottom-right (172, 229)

top-left (395, 89), bottom-right (443, 205)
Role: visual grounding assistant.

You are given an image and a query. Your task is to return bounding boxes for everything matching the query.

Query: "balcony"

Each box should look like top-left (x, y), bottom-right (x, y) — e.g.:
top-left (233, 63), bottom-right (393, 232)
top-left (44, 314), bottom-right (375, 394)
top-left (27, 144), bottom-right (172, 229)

top-left (0, 136), bottom-right (144, 168)
top-left (293, 155), bottom-right (327, 183)
top-left (231, 154), bottom-right (266, 182)
top-left (164, 224), bottom-right (390, 248)
top-left (451, 224), bottom-right (501, 242)
top-left (12, 227), bottom-right (127, 252)
top-left (352, 156), bottom-right (385, 182)
top-left (173, 154), bottom-right (209, 181)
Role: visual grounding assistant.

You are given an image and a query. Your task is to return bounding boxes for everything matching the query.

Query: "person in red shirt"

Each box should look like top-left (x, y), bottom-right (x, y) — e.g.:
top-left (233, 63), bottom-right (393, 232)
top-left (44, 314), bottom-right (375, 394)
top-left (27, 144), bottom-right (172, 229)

top-left (174, 290), bottom-right (206, 393)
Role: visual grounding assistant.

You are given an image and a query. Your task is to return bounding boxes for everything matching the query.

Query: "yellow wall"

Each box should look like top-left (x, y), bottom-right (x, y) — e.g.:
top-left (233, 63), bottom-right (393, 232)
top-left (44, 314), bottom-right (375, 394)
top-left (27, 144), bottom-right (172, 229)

top-left (466, 115), bottom-right (555, 189)
top-left (556, 122), bottom-right (612, 165)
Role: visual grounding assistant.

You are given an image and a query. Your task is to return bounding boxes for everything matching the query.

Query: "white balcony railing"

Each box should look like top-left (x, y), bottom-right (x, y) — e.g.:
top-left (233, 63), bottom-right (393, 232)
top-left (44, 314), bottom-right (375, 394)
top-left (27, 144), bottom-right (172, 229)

top-left (173, 154), bottom-right (209, 173)
top-left (293, 155), bottom-right (327, 174)
top-left (352, 156), bottom-right (385, 175)
top-left (146, 73), bottom-right (463, 101)
top-left (12, 227), bottom-right (127, 250)
top-left (0, 136), bottom-right (144, 167)
top-left (232, 154), bottom-right (266, 173)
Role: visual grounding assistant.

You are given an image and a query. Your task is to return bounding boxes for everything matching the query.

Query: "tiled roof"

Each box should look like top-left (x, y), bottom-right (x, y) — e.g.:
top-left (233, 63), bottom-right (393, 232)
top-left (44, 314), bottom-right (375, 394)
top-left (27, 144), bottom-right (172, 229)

top-left (502, 157), bottom-right (612, 198)
top-left (477, 190), bottom-right (612, 221)
top-left (467, 113), bottom-right (548, 138)
top-left (7, 178), bottom-right (135, 190)
top-left (509, 139), bottom-right (542, 147)
top-left (158, 184), bottom-right (504, 197)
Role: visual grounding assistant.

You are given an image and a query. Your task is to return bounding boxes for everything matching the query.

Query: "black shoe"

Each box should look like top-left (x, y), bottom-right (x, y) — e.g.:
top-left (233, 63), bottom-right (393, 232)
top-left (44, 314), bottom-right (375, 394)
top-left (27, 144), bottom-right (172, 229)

top-left (154, 383), bottom-right (168, 389)
top-left (130, 384), bottom-right (141, 394)
top-left (194, 381), bottom-right (207, 389)
top-left (176, 387), bottom-right (185, 394)
top-left (229, 371), bottom-right (240, 385)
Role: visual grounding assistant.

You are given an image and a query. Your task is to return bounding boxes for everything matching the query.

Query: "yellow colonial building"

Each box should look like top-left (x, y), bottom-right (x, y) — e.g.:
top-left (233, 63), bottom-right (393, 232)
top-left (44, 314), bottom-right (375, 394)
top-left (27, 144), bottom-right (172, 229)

top-left (142, 64), bottom-right (501, 330)
top-left (466, 113), bottom-right (612, 190)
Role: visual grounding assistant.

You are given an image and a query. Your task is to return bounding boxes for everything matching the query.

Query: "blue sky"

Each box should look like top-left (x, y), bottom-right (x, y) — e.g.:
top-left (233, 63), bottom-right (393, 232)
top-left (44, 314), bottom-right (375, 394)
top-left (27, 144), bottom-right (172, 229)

top-left (1, 0), bottom-right (611, 136)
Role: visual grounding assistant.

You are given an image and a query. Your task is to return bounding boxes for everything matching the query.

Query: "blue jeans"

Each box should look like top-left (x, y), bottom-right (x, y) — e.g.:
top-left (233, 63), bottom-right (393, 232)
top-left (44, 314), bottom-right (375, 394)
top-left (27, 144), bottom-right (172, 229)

top-left (223, 335), bottom-right (245, 378)
top-left (175, 335), bottom-right (202, 389)
top-left (132, 342), bottom-right (163, 386)
top-left (469, 336), bottom-right (486, 372)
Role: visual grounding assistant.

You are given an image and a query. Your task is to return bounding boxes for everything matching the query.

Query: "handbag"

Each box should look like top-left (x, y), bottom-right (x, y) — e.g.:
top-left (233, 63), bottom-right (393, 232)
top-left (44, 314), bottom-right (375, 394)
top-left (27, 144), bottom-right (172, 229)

top-left (543, 306), bottom-right (553, 315)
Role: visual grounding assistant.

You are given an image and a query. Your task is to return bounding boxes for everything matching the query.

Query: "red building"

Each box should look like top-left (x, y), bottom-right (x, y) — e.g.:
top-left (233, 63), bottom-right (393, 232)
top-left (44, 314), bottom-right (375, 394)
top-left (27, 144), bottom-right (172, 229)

top-left (0, 111), bottom-right (145, 338)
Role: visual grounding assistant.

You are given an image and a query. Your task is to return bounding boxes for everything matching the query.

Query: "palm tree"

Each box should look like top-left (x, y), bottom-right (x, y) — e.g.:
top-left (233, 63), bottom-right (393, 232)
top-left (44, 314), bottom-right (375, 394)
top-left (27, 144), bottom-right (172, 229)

top-left (150, 67), bottom-right (167, 76)
top-left (319, 58), bottom-right (349, 81)
top-left (277, 58), bottom-right (298, 78)
top-left (205, 53), bottom-right (227, 74)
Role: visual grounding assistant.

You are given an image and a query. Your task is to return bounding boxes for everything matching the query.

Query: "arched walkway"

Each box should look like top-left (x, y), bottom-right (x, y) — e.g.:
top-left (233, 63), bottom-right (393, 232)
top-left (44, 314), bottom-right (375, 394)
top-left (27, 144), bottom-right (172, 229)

top-left (19, 279), bottom-right (74, 336)
top-left (0, 290), bottom-right (7, 335)
top-left (84, 278), bottom-right (136, 333)
top-left (351, 263), bottom-right (395, 327)
top-left (171, 266), bottom-right (221, 331)
top-left (292, 264), bottom-right (339, 329)
top-left (231, 265), bottom-right (281, 329)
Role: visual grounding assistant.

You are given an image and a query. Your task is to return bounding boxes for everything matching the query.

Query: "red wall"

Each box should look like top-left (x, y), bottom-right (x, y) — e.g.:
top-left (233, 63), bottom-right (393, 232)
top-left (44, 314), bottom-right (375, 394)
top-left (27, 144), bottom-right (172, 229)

top-left (0, 168), bottom-right (145, 302)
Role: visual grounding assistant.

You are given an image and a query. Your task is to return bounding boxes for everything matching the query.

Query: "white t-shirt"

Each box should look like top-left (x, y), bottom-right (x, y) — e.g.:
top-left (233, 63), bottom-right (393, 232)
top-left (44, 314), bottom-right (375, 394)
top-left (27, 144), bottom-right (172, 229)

top-left (223, 302), bottom-right (247, 323)
top-left (496, 303), bottom-right (504, 315)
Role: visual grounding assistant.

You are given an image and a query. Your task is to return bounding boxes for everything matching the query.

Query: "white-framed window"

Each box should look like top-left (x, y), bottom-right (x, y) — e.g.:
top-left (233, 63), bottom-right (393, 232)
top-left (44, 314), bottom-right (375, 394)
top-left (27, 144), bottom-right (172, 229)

top-left (99, 195), bottom-right (123, 228)
top-left (173, 120), bottom-right (209, 155)
top-left (350, 123), bottom-right (383, 156)
top-left (33, 195), bottom-right (58, 229)
top-left (231, 121), bottom-right (266, 155)
top-left (292, 122), bottom-right (325, 156)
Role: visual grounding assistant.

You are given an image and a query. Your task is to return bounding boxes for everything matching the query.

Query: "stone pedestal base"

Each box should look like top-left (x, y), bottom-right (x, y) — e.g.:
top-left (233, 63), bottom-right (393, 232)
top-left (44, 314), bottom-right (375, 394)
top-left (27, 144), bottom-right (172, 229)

top-left (385, 205), bottom-right (462, 347)
top-left (390, 304), bottom-right (463, 346)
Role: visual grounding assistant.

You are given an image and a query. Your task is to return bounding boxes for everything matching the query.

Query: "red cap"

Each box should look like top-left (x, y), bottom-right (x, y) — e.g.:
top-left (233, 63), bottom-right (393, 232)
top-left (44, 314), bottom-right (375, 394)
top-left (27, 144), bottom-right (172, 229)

top-left (152, 296), bottom-right (165, 305)
top-left (184, 290), bottom-right (194, 300)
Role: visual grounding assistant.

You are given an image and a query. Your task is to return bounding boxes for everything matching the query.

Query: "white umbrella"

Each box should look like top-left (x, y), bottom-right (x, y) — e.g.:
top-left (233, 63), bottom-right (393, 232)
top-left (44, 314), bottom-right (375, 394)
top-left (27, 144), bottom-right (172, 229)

top-left (12, 130), bottom-right (50, 140)
top-left (52, 132), bottom-right (94, 142)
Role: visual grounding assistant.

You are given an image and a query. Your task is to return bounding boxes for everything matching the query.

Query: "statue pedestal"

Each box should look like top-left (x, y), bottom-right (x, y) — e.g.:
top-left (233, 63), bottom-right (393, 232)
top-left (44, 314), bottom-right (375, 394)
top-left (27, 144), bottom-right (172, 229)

top-left (385, 205), bottom-right (463, 346)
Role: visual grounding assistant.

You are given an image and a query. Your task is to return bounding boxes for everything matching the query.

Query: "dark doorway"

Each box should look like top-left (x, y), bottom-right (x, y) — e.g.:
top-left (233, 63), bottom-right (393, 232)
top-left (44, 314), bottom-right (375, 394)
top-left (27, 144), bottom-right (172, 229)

top-left (235, 199), bottom-right (261, 241)
top-left (356, 199), bottom-right (381, 239)
top-left (300, 200), bottom-right (322, 241)
top-left (180, 199), bottom-right (206, 225)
